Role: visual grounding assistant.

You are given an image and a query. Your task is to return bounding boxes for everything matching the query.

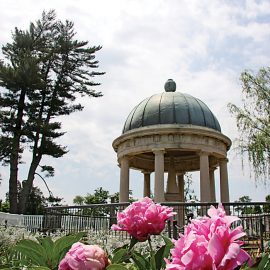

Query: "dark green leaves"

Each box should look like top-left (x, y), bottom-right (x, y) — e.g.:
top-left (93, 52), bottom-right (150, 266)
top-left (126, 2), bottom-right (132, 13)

top-left (12, 232), bottom-right (85, 269)
top-left (108, 235), bottom-right (173, 270)
top-left (106, 264), bottom-right (129, 270)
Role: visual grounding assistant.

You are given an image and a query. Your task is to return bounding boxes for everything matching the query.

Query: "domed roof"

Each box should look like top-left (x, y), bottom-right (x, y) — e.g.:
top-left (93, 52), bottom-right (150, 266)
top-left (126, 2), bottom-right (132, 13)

top-left (123, 81), bottom-right (221, 134)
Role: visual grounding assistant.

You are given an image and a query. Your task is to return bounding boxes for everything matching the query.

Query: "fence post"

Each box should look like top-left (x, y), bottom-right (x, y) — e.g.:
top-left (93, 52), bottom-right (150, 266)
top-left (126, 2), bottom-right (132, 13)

top-left (260, 217), bottom-right (265, 252)
top-left (167, 220), bottom-right (171, 239)
top-left (173, 220), bottom-right (178, 240)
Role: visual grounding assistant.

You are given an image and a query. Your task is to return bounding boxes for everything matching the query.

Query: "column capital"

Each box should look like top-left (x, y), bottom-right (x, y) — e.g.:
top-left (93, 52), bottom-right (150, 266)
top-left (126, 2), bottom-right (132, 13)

top-left (141, 170), bottom-right (152, 175)
top-left (209, 166), bottom-right (217, 172)
top-left (219, 157), bottom-right (228, 164)
top-left (152, 148), bottom-right (166, 155)
top-left (119, 156), bottom-right (131, 163)
top-left (199, 150), bottom-right (209, 156)
top-left (176, 171), bottom-right (185, 177)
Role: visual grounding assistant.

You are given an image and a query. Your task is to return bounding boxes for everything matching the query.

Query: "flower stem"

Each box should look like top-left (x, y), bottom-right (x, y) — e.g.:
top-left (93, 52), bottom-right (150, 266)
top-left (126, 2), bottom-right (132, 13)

top-left (148, 238), bottom-right (153, 254)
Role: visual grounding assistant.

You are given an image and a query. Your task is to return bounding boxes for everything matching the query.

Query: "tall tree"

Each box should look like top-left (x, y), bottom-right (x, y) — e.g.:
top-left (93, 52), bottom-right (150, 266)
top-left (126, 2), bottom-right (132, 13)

top-left (1, 185), bottom-right (63, 214)
top-left (228, 67), bottom-right (270, 183)
top-left (0, 10), bottom-right (104, 213)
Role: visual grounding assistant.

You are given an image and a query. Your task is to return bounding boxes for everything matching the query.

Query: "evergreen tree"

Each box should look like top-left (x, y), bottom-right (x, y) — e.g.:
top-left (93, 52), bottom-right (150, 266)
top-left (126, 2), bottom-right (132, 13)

top-left (0, 10), bottom-right (104, 213)
top-left (228, 67), bottom-right (270, 183)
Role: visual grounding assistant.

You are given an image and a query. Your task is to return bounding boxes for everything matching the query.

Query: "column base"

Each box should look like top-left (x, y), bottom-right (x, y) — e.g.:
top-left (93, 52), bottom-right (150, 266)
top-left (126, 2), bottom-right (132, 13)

top-left (165, 192), bottom-right (180, 202)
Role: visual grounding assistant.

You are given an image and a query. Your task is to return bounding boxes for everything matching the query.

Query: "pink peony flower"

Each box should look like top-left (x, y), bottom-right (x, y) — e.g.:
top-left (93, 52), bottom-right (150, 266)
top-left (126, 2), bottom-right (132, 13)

top-left (165, 204), bottom-right (252, 270)
top-left (111, 197), bottom-right (176, 241)
top-left (58, 242), bottom-right (110, 270)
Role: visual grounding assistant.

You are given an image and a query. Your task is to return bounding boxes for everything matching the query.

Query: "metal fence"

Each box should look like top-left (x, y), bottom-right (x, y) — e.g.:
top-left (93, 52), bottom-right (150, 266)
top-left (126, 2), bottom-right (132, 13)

top-left (43, 203), bottom-right (129, 234)
top-left (43, 201), bottom-right (270, 251)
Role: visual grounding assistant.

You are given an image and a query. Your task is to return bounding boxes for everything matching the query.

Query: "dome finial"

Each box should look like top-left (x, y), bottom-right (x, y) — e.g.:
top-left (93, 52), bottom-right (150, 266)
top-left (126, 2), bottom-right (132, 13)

top-left (164, 79), bottom-right (176, 92)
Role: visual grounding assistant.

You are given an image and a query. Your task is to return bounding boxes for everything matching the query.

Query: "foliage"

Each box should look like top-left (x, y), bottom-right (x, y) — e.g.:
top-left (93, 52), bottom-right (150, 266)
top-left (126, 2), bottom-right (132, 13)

top-left (242, 253), bottom-right (270, 270)
top-left (184, 173), bottom-right (198, 202)
top-left (9, 232), bottom-right (85, 270)
top-left (0, 200), bottom-right (9, 213)
top-left (1, 185), bottom-right (63, 214)
top-left (72, 195), bottom-right (84, 206)
top-left (22, 186), bottom-right (47, 215)
top-left (108, 235), bottom-right (174, 270)
top-left (73, 187), bottom-right (109, 205)
top-left (263, 195), bottom-right (270, 213)
top-left (235, 195), bottom-right (262, 215)
top-left (0, 226), bottom-right (41, 269)
top-left (228, 67), bottom-right (270, 183)
top-left (73, 187), bottom-right (136, 216)
top-left (0, 10), bottom-right (104, 213)
top-left (73, 188), bottom-right (135, 205)
top-left (110, 190), bottom-right (136, 203)
top-left (84, 187), bottom-right (110, 205)
top-left (73, 187), bottom-right (109, 216)
top-left (234, 196), bottom-right (262, 215)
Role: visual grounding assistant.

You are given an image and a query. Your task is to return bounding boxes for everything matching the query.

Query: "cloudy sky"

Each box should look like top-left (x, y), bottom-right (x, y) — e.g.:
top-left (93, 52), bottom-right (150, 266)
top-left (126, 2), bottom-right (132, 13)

top-left (1, 0), bottom-right (270, 204)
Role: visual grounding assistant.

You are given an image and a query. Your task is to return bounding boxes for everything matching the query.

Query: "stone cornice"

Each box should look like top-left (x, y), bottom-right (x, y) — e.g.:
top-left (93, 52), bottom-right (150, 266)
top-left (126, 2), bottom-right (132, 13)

top-left (113, 124), bottom-right (231, 153)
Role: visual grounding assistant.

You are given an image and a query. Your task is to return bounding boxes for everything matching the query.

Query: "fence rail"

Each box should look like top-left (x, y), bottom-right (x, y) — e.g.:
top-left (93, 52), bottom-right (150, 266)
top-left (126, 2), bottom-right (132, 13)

top-left (43, 201), bottom-right (270, 250)
top-left (2, 202), bottom-right (270, 251)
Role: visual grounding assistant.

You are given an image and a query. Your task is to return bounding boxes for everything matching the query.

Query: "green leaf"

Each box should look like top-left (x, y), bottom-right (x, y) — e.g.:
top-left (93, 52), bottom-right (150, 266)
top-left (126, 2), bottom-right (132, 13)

top-left (128, 237), bottom-right (139, 251)
top-left (154, 235), bottom-right (174, 269)
top-left (154, 245), bottom-right (166, 270)
top-left (112, 244), bottom-right (129, 254)
top-left (162, 235), bottom-right (174, 246)
top-left (106, 264), bottom-right (129, 270)
top-left (37, 236), bottom-right (54, 261)
top-left (28, 267), bottom-right (51, 270)
top-left (111, 248), bottom-right (129, 264)
top-left (257, 253), bottom-right (270, 270)
top-left (131, 252), bottom-right (150, 270)
top-left (150, 254), bottom-right (157, 270)
top-left (13, 239), bottom-right (47, 266)
top-left (52, 232), bottom-right (85, 265)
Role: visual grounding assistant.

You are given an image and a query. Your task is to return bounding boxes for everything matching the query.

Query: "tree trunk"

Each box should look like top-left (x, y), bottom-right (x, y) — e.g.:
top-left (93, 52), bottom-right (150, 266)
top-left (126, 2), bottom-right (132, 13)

top-left (19, 157), bottom-right (41, 214)
top-left (9, 89), bottom-right (26, 213)
top-left (9, 146), bottom-right (19, 213)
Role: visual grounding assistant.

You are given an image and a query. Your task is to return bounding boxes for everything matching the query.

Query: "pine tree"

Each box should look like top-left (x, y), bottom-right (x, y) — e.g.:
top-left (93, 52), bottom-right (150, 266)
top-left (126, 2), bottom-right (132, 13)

top-left (0, 10), bottom-right (104, 213)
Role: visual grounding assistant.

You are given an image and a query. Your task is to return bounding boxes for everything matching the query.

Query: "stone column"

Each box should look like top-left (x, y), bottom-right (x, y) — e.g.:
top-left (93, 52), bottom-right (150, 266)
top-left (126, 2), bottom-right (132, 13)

top-left (209, 167), bottom-right (216, 202)
top-left (119, 156), bottom-right (130, 202)
top-left (177, 173), bottom-right (185, 202)
top-left (153, 149), bottom-right (165, 202)
top-left (177, 172), bottom-right (185, 227)
top-left (220, 158), bottom-right (230, 202)
top-left (199, 152), bottom-right (211, 202)
top-left (166, 157), bottom-right (178, 193)
top-left (143, 171), bottom-right (151, 197)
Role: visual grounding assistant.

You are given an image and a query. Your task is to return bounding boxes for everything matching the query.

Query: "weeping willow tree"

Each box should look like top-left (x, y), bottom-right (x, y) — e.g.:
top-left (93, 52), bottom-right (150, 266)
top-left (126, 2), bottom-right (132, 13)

top-left (228, 67), bottom-right (270, 182)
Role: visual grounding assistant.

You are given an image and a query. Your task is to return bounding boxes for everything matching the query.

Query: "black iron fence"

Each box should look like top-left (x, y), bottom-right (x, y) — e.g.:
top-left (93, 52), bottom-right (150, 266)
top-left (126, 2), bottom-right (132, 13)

top-left (44, 202), bottom-right (270, 251)
top-left (43, 203), bottom-right (129, 235)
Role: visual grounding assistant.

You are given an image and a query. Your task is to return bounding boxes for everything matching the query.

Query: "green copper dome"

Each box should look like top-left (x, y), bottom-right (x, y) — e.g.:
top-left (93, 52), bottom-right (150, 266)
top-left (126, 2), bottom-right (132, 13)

top-left (123, 82), bottom-right (221, 134)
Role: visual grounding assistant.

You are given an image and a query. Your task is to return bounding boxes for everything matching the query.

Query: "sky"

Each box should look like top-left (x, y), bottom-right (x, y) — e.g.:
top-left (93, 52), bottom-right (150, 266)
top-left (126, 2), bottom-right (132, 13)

top-left (1, 0), bottom-right (270, 205)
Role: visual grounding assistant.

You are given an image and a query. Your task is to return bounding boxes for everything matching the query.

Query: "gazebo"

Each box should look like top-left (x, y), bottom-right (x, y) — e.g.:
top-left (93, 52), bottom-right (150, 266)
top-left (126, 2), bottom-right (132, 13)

top-left (112, 79), bottom-right (231, 203)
